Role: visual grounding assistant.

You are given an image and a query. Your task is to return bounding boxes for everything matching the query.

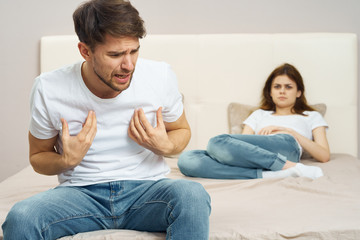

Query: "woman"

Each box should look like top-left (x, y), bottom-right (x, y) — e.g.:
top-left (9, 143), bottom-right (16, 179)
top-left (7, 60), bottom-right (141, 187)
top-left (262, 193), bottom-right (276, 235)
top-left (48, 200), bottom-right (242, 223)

top-left (178, 63), bottom-right (330, 180)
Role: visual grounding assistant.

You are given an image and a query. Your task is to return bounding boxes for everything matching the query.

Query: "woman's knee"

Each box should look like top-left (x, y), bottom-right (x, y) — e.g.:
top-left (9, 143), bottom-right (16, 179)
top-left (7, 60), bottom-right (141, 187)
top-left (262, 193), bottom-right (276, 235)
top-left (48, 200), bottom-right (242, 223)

top-left (207, 134), bottom-right (229, 151)
top-left (178, 150), bottom-right (205, 176)
top-left (207, 134), bottom-right (233, 161)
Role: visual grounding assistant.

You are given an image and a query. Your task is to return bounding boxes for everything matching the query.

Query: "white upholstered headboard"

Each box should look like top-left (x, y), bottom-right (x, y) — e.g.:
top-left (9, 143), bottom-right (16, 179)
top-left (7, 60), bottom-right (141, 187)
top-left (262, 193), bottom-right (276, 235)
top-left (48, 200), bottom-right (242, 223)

top-left (40, 33), bottom-right (358, 156)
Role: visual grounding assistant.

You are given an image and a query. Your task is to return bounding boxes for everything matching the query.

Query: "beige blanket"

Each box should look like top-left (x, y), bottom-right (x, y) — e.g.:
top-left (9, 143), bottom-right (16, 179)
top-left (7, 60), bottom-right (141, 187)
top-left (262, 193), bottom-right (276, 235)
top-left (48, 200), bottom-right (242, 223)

top-left (1, 153), bottom-right (360, 240)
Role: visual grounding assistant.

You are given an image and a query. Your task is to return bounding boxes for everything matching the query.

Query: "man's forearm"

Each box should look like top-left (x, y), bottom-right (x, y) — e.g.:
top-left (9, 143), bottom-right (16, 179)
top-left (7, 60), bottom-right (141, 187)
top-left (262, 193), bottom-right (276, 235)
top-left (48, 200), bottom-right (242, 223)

top-left (30, 151), bottom-right (71, 176)
top-left (166, 128), bottom-right (191, 156)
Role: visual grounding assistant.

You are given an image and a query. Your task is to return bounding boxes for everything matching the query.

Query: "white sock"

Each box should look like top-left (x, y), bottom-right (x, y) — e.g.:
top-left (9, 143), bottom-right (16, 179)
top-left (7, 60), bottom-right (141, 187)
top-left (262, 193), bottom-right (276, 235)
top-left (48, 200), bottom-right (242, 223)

top-left (262, 163), bottom-right (323, 179)
top-left (294, 163), bottom-right (324, 179)
top-left (262, 168), bottom-right (300, 179)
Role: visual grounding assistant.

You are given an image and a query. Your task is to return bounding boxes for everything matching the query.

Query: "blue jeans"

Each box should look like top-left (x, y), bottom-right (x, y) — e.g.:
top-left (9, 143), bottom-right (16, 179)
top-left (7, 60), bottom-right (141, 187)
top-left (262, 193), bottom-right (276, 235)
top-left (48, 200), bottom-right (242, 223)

top-left (2, 179), bottom-right (211, 240)
top-left (178, 134), bottom-right (300, 179)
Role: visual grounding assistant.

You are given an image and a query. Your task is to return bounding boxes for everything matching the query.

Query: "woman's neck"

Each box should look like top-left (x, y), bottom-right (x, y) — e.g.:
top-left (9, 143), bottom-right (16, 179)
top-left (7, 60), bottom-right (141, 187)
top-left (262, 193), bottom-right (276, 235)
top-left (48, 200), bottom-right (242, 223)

top-left (273, 107), bottom-right (295, 116)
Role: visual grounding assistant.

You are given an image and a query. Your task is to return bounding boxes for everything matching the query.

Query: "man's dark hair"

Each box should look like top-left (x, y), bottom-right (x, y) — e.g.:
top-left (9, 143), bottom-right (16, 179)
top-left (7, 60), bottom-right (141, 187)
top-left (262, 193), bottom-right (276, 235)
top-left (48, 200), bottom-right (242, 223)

top-left (73, 0), bottom-right (146, 51)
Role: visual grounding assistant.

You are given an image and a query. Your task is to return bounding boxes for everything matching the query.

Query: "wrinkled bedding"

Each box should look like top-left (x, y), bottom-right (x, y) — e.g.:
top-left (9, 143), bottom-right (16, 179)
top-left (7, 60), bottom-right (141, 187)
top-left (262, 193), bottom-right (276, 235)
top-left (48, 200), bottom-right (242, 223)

top-left (1, 153), bottom-right (360, 240)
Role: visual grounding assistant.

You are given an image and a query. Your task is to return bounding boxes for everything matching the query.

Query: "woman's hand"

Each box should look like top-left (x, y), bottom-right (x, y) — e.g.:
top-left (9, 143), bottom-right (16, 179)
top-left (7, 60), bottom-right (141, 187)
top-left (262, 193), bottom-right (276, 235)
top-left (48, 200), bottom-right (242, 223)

top-left (258, 125), bottom-right (330, 163)
top-left (258, 126), bottom-right (294, 136)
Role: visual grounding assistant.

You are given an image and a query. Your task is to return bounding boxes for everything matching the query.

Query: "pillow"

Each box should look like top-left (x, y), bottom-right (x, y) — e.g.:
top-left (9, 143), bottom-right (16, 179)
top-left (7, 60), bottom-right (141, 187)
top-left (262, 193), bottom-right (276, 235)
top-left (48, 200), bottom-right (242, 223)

top-left (228, 103), bottom-right (258, 134)
top-left (227, 102), bottom-right (327, 159)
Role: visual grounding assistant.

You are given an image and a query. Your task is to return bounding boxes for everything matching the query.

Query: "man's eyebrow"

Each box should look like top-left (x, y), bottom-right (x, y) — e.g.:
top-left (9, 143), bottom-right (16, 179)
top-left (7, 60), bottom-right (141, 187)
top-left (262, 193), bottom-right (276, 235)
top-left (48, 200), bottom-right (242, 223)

top-left (132, 45), bottom-right (141, 52)
top-left (107, 45), bottom-right (140, 55)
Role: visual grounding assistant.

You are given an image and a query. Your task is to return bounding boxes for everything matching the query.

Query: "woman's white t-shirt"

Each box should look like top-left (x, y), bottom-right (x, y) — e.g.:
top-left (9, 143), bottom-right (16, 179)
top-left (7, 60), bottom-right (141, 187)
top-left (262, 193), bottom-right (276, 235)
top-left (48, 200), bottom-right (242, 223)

top-left (29, 58), bottom-right (183, 186)
top-left (243, 109), bottom-right (328, 153)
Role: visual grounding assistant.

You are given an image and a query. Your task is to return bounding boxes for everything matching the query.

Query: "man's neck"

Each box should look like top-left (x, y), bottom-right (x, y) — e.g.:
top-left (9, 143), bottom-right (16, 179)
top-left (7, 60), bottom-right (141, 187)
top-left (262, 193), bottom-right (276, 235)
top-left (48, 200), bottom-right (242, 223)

top-left (81, 61), bottom-right (121, 99)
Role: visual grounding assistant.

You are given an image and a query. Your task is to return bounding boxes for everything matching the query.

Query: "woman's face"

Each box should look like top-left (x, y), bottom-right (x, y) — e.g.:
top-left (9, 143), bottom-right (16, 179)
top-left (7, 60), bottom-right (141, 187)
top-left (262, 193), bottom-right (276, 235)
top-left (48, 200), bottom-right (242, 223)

top-left (270, 75), bottom-right (301, 110)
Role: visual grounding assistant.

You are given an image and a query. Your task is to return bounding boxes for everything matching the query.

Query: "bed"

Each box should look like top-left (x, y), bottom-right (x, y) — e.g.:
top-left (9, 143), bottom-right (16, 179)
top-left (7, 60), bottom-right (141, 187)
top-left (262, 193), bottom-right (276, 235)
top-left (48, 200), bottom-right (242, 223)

top-left (1, 33), bottom-right (359, 239)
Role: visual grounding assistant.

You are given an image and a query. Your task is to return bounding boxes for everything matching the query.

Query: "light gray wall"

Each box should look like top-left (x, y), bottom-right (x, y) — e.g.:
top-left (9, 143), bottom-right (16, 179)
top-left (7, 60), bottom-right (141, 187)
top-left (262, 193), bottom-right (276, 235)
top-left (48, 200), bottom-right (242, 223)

top-left (0, 0), bottom-right (359, 182)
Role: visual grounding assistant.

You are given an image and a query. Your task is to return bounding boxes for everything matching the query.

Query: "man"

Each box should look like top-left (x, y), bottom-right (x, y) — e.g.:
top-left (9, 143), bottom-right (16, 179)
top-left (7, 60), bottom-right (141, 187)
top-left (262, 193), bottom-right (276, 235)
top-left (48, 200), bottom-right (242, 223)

top-left (2, 0), bottom-right (211, 239)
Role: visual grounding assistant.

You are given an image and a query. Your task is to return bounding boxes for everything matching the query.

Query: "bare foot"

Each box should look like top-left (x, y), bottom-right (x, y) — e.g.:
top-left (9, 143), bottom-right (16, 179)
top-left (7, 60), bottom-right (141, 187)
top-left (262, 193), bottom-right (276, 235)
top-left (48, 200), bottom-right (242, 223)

top-left (282, 160), bottom-right (296, 170)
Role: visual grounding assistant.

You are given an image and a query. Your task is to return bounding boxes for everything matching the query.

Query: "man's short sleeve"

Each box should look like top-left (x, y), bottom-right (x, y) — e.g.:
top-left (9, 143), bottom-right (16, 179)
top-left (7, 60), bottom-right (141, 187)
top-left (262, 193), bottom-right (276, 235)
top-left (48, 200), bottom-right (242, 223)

top-left (29, 77), bottom-right (58, 139)
top-left (161, 64), bottom-right (183, 123)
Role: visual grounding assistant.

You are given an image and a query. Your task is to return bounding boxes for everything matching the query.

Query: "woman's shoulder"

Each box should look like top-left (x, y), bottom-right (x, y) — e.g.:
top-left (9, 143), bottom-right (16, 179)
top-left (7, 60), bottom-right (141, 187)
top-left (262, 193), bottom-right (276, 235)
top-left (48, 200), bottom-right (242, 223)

top-left (303, 110), bottom-right (323, 118)
top-left (302, 110), bottom-right (326, 122)
top-left (302, 110), bottom-right (328, 128)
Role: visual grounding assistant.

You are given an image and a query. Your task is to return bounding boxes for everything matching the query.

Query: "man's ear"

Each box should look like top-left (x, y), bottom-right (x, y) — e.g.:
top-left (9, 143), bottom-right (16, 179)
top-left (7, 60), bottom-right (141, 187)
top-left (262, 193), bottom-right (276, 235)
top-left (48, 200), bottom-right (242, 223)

top-left (78, 42), bottom-right (92, 61)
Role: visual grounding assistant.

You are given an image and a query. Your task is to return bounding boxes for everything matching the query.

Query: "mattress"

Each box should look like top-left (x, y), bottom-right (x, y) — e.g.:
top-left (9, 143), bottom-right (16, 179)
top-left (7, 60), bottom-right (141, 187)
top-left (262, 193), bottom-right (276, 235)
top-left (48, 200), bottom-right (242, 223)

top-left (1, 153), bottom-right (360, 240)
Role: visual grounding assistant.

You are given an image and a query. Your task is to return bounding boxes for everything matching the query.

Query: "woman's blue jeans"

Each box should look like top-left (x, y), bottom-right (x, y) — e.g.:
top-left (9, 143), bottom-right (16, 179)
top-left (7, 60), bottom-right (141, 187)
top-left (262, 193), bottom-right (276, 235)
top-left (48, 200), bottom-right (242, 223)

top-left (178, 134), bottom-right (300, 179)
top-left (2, 179), bottom-right (211, 240)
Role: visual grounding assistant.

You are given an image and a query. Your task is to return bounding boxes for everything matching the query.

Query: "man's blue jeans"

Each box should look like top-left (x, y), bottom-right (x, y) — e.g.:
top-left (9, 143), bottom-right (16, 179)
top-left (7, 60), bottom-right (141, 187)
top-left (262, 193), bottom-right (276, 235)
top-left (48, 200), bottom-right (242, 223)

top-left (2, 179), bottom-right (211, 240)
top-left (178, 134), bottom-right (300, 179)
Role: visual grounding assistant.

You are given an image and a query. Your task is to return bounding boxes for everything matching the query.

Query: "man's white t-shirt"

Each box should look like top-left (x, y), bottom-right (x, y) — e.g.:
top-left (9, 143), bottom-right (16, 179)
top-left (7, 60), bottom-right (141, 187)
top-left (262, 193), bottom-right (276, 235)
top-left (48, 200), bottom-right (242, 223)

top-left (243, 109), bottom-right (328, 153)
top-left (29, 58), bottom-right (183, 186)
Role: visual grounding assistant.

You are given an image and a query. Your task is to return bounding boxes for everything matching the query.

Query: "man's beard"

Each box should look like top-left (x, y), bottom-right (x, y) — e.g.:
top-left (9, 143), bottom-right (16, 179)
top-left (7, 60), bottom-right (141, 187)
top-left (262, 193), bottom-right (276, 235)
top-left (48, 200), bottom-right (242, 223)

top-left (93, 67), bottom-right (132, 93)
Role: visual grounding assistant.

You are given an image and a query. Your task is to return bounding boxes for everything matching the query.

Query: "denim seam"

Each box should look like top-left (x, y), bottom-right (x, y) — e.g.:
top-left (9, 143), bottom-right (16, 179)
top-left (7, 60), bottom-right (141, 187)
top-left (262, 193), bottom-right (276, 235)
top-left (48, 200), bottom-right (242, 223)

top-left (282, 134), bottom-right (301, 162)
top-left (127, 199), bottom-right (174, 238)
top-left (282, 134), bottom-right (301, 152)
top-left (130, 200), bottom-right (174, 220)
top-left (256, 169), bottom-right (263, 178)
top-left (40, 213), bottom-right (100, 236)
top-left (109, 181), bottom-right (125, 228)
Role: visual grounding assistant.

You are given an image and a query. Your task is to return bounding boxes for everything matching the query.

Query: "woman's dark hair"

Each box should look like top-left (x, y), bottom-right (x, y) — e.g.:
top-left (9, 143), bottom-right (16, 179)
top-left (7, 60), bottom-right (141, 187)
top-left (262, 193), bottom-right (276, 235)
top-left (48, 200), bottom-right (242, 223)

top-left (73, 0), bottom-right (146, 51)
top-left (260, 63), bottom-right (314, 114)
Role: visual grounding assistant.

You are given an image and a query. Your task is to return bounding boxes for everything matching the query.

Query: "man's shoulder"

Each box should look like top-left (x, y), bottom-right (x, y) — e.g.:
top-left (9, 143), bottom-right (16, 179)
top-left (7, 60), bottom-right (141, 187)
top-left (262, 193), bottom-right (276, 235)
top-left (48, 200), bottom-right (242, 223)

top-left (39, 61), bottom-right (82, 81)
top-left (34, 61), bottom-right (83, 94)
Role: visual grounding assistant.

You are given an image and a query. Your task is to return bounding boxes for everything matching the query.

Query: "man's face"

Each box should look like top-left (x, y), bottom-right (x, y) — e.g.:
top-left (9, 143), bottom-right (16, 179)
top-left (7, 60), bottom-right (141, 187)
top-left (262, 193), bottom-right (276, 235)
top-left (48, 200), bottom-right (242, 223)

top-left (90, 34), bottom-right (140, 95)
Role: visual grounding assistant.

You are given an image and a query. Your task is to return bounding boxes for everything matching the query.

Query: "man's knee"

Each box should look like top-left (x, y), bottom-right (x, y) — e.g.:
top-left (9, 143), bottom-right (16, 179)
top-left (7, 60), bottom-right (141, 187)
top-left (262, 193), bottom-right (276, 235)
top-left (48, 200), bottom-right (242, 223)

top-left (2, 200), bottom-right (42, 239)
top-left (168, 179), bottom-right (211, 216)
